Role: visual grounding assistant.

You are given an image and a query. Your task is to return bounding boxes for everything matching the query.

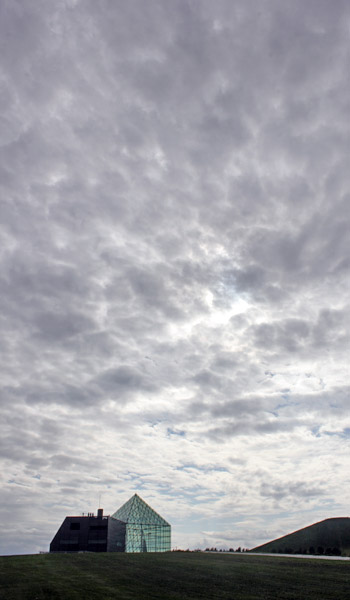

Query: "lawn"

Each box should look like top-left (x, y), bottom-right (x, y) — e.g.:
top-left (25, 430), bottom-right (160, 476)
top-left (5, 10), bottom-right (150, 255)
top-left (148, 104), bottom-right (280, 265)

top-left (0, 551), bottom-right (349, 600)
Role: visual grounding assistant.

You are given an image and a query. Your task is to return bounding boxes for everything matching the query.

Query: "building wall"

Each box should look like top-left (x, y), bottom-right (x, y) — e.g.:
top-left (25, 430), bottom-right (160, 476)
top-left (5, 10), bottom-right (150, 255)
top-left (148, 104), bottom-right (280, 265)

top-left (106, 517), bottom-right (126, 552)
top-left (125, 523), bottom-right (171, 552)
top-left (50, 515), bottom-right (108, 552)
top-left (111, 494), bottom-right (171, 553)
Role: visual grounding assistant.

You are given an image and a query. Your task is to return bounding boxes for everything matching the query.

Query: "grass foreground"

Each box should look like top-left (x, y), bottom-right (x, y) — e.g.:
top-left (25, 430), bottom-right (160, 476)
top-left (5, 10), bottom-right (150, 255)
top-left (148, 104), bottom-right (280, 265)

top-left (0, 551), bottom-right (349, 600)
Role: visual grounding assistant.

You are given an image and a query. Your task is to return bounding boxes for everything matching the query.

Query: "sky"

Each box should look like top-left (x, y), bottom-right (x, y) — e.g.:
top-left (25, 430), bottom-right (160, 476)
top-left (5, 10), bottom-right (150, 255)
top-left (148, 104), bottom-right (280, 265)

top-left (0, 0), bottom-right (349, 555)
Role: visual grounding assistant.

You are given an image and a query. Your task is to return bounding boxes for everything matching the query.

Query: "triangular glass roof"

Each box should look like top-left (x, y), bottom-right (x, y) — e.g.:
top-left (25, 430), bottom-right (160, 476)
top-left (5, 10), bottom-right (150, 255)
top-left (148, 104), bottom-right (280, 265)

top-left (111, 493), bottom-right (170, 526)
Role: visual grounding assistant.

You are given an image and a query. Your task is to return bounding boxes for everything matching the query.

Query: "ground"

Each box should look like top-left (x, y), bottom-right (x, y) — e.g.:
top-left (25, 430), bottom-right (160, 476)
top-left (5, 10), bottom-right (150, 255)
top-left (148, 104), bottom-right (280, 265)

top-left (0, 551), bottom-right (349, 600)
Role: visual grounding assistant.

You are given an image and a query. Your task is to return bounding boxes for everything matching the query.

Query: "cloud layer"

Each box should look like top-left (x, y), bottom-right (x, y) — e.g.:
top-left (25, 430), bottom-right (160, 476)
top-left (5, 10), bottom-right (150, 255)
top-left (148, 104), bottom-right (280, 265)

top-left (0, 0), bottom-right (349, 554)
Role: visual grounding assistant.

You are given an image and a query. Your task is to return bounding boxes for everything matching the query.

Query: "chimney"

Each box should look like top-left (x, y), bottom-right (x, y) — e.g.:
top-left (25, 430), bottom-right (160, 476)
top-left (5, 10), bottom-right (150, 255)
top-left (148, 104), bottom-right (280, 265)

top-left (97, 508), bottom-right (103, 518)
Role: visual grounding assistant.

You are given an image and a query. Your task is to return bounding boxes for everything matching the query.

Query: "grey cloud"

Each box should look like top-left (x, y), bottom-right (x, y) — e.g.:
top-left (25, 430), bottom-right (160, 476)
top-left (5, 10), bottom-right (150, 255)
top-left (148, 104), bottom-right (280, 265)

top-left (260, 481), bottom-right (325, 502)
top-left (94, 366), bottom-right (158, 397)
top-left (190, 385), bottom-right (350, 442)
top-left (50, 454), bottom-right (101, 471)
top-left (228, 457), bottom-right (247, 466)
top-left (210, 351), bottom-right (239, 372)
top-left (2, 379), bottom-right (98, 415)
top-left (216, 203), bottom-right (349, 306)
top-left (33, 311), bottom-right (95, 341)
top-left (226, 265), bottom-right (266, 295)
top-left (210, 398), bottom-right (264, 419)
top-left (193, 370), bottom-right (224, 391)
top-left (252, 309), bottom-right (348, 354)
top-left (207, 417), bottom-right (301, 441)
top-left (0, 425), bottom-right (58, 464)
top-left (312, 308), bottom-right (349, 348)
top-left (253, 319), bottom-right (311, 353)
top-left (125, 265), bottom-right (183, 319)
top-left (2, 256), bottom-right (89, 300)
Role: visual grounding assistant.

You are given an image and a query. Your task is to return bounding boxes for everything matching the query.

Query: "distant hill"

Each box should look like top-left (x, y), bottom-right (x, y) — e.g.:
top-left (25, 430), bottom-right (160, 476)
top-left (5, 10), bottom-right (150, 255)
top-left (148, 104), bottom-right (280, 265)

top-left (251, 517), bottom-right (350, 556)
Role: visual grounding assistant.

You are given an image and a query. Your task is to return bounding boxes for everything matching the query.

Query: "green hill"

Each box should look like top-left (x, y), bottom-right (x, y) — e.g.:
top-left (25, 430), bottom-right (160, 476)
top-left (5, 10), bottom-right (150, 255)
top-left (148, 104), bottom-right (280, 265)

top-left (0, 551), bottom-right (349, 600)
top-left (251, 517), bottom-right (350, 556)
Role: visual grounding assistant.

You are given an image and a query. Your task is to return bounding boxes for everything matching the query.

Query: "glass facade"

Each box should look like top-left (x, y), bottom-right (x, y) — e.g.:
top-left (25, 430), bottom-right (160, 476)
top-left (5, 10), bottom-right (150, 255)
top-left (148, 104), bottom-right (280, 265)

top-left (110, 494), bottom-right (171, 553)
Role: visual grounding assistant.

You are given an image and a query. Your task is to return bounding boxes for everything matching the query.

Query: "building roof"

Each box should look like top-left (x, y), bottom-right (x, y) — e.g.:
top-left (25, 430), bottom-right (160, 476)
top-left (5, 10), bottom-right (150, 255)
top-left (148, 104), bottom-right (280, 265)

top-left (111, 493), bottom-right (170, 526)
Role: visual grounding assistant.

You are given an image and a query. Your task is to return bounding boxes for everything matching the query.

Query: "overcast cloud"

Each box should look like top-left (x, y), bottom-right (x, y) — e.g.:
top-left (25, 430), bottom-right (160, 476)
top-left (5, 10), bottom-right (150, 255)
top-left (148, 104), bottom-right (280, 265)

top-left (0, 0), bottom-right (349, 555)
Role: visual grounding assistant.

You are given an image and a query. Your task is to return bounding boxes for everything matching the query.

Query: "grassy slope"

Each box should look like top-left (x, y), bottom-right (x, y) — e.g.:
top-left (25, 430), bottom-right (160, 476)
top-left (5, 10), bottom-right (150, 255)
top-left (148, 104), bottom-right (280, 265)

top-left (252, 517), bottom-right (350, 555)
top-left (0, 552), bottom-right (349, 600)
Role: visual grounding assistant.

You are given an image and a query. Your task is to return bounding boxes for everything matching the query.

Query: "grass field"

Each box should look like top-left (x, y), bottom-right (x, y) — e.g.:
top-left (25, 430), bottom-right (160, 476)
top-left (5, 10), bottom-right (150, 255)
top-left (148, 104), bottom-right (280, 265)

top-left (0, 551), bottom-right (349, 600)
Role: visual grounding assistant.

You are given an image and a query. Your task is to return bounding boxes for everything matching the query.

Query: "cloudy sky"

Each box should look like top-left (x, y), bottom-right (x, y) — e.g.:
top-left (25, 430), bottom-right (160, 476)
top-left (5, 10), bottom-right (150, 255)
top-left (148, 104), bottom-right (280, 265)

top-left (1, 0), bottom-right (349, 555)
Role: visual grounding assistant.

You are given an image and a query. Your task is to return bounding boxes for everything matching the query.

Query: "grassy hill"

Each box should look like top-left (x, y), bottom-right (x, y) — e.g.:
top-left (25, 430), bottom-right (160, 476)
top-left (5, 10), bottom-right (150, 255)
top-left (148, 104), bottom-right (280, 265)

top-left (1, 551), bottom-right (349, 600)
top-left (251, 517), bottom-right (350, 556)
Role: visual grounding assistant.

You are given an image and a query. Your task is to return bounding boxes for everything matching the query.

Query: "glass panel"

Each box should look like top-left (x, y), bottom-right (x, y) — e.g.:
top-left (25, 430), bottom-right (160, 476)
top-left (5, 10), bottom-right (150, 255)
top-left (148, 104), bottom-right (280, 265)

top-left (111, 494), bottom-right (171, 552)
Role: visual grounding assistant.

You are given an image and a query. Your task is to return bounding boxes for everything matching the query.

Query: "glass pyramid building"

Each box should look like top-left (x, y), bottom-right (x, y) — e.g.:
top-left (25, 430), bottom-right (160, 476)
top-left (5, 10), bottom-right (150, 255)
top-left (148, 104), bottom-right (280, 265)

top-left (109, 493), bottom-right (171, 553)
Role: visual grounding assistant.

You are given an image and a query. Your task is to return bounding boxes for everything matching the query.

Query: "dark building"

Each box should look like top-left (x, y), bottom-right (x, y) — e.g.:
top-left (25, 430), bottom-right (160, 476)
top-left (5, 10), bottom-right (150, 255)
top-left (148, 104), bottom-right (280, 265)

top-left (50, 494), bottom-right (171, 553)
top-left (49, 508), bottom-right (109, 553)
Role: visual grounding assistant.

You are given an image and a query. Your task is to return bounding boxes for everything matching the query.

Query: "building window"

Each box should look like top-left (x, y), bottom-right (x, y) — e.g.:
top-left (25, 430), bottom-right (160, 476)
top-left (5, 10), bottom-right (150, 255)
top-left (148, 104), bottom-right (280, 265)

top-left (70, 523), bottom-right (80, 530)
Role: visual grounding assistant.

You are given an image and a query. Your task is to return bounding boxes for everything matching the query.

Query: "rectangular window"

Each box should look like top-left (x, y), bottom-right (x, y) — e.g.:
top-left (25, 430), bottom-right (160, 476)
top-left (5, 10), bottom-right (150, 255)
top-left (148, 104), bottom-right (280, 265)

top-left (70, 523), bottom-right (80, 530)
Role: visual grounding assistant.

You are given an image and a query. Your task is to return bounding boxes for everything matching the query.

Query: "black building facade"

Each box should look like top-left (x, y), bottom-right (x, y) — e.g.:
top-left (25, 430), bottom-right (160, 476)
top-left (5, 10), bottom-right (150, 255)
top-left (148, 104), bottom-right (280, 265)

top-left (50, 508), bottom-right (110, 553)
top-left (49, 494), bottom-right (171, 553)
